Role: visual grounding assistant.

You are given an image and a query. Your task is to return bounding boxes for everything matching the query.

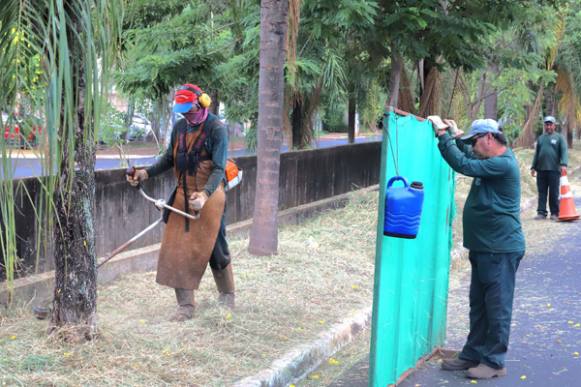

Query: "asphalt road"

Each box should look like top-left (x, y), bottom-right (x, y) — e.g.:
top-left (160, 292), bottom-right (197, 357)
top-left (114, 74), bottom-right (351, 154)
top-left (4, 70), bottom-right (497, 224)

top-left (2, 135), bottom-right (382, 179)
top-left (325, 198), bottom-right (581, 387)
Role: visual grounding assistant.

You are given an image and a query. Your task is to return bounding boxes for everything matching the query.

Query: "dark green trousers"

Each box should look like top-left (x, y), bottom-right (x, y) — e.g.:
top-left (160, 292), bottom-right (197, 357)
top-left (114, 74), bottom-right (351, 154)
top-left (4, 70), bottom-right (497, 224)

top-left (209, 216), bottom-right (231, 270)
top-left (459, 251), bottom-right (524, 369)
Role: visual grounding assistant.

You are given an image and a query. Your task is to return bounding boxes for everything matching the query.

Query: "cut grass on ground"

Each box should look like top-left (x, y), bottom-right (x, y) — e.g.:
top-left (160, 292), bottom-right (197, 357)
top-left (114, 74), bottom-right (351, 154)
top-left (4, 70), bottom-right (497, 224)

top-left (0, 193), bottom-right (377, 386)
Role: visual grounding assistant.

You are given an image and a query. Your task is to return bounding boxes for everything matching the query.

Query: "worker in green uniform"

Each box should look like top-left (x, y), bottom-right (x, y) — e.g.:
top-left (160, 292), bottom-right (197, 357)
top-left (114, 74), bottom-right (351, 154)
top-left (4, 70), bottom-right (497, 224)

top-left (530, 116), bottom-right (568, 220)
top-left (430, 118), bottom-right (525, 380)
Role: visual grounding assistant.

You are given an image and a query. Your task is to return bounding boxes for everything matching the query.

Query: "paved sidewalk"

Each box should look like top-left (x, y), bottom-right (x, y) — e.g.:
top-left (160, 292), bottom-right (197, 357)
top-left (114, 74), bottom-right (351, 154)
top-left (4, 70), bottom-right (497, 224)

top-left (328, 198), bottom-right (581, 387)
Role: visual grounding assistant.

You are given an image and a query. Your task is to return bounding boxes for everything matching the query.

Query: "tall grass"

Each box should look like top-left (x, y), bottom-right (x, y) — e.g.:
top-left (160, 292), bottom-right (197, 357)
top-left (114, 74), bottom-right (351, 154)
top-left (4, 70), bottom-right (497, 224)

top-left (0, 1), bottom-right (123, 302)
top-left (0, 144), bottom-right (17, 297)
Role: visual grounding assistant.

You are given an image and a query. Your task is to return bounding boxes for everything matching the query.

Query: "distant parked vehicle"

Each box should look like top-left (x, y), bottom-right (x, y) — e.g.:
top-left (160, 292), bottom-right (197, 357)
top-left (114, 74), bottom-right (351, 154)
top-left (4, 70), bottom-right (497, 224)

top-left (2, 112), bottom-right (43, 149)
top-left (126, 113), bottom-right (153, 141)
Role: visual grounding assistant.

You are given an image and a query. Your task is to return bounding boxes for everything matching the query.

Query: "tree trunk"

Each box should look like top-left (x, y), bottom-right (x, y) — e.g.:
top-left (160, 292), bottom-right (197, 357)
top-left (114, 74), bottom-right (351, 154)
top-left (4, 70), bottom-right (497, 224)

top-left (565, 90), bottom-right (574, 148)
top-left (283, 90), bottom-right (292, 148)
top-left (50, 21), bottom-right (97, 341)
top-left (545, 86), bottom-right (556, 117)
top-left (161, 93), bottom-right (173, 146)
top-left (295, 84), bottom-right (322, 148)
top-left (285, 0), bottom-right (301, 149)
top-left (484, 63), bottom-right (499, 119)
top-left (566, 119), bottom-right (573, 148)
top-left (388, 47), bottom-right (402, 108)
top-left (151, 97), bottom-right (164, 143)
top-left (289, 84), bottom-right (321, 149)
top-left (125, 97), bottom-right (135, 128)
top-left (248, 0), bottom-right (289, 256)
top-left (470, 72), bottom-right (487, 120)
top-left (484, 90), bottom-right (498, 119)
top-left (419, 62), bottom-right (442, 117)
top-left (514, 84), bottom-right (544, 148)
top-left (347, 93), bottom-right (356, 143)
top-left (559, 89), bottom-right (569, 149)
top-left (397, 64), bottom-right (415, 114)
top-left (210, 89), bottom-right (220, 115)
top-left (417, 59), bottom-right (424, 93)
top-left (291, 97), bottom-right (303, 149)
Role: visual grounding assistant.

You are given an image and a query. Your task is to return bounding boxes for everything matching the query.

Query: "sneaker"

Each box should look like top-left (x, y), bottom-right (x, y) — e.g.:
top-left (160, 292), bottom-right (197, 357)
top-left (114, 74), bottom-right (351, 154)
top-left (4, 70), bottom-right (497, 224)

top-left (534, 214), bottom-right (547, 220)
top-left (466, 364), bottom-right (507, 379)
top-left (550, 214), bottom-right (559, 221)
top-left (441, 357), bottom-right (479, 371)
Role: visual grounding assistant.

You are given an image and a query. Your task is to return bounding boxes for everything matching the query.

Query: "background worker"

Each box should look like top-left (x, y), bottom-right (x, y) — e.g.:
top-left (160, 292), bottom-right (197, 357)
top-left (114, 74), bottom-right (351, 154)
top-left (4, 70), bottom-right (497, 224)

top-left (530, 115), bottom-right (568, 220)
top-left (431, 117), bottom-right (525, 380)
top-left (127, 83), bottom-right (235, 322)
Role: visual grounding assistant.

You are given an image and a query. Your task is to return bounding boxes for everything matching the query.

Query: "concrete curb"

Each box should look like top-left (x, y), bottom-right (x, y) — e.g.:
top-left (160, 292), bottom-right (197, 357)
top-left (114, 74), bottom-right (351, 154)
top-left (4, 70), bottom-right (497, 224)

top-left (233, 307), bottom-right (372, 387)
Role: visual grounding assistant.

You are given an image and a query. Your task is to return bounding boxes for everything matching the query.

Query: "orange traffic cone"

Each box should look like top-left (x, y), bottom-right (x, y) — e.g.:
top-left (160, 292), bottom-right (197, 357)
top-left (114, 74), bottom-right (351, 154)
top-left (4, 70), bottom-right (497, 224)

top-left (558, 169), bottom-right (579, 222)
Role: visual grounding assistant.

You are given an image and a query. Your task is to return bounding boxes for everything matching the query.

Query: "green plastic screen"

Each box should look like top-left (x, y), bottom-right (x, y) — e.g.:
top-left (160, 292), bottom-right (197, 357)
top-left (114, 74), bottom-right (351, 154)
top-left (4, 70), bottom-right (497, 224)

top-left (369, 110), bottom-right (456, 386)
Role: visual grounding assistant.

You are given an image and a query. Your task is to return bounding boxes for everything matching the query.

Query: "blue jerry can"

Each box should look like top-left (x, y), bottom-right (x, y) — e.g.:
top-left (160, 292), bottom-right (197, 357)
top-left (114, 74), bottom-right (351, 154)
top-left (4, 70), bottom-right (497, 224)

top-left (383, 176), bottom-right (424, 239)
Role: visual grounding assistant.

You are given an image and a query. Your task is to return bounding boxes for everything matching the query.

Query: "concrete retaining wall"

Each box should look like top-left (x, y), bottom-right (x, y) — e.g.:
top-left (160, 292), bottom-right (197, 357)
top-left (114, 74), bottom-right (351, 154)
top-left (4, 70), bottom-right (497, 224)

top-left (1, 141), bottom-right (381, 280)
top-left (0, 185), bottom-right (379, 305)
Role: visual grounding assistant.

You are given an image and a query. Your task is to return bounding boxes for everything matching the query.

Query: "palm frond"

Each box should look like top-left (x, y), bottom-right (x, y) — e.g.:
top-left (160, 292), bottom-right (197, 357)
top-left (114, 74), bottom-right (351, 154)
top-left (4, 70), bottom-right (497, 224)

top-left (0, 0), bottom-right (123, 298)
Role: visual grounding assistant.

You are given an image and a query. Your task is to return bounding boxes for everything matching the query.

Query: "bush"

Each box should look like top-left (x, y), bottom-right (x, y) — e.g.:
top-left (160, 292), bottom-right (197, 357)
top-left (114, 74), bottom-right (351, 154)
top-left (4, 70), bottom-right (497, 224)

top-left (321, 106), bottom-right (347, 133)
top-left (97, 104), bottom-right (126, 146)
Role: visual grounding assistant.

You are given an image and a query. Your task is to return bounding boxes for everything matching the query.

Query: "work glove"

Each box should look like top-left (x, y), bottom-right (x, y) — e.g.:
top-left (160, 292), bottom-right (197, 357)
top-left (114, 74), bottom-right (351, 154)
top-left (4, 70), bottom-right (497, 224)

top-left (427, 115), bottom-right (449, 136)
top-left (126, 169), bottom-right (148, 187)
top-left (443, 119), bottom-right (463, 138)
top-left (189, 191), bottom-right (209, 211)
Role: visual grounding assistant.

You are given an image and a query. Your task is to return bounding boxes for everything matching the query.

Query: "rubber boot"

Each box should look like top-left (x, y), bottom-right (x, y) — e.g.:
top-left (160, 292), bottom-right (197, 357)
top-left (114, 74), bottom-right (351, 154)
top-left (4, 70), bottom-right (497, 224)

top-left (212, 264), bottom-right (235, 309)
top-left (32, 296), bottom-right (53, 320)
top-left (169, 288), bottom-right (194, 322)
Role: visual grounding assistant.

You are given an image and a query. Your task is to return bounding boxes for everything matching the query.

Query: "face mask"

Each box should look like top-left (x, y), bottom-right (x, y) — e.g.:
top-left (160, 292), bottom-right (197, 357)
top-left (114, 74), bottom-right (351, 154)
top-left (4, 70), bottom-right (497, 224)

top-left (184, 106), bottom-right (208, 126)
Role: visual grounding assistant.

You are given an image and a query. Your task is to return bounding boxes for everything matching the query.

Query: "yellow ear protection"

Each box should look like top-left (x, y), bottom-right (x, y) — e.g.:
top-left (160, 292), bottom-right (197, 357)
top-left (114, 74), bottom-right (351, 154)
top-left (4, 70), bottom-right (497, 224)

top-left (180, 85), bottom-right (212, 109)
top-left (197, 91), bottom-right (212, 109)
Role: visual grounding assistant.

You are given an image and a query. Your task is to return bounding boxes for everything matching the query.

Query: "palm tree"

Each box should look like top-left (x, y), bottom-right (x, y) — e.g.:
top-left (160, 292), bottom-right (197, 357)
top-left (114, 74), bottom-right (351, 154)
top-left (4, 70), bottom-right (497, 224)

top-left (248, 0), bottom-right (289, 255)
top-left (0, 0), bottom-right (121, 341)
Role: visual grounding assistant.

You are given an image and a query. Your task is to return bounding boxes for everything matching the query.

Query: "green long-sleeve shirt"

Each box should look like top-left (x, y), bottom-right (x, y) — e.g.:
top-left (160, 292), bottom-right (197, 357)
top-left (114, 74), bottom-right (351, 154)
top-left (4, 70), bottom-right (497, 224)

top-left (437, 133), bottom-right (525, 253)
top-left (531, 132), bottom-right (568, 171)
top-left (146, 113), bottom-right (227, 196)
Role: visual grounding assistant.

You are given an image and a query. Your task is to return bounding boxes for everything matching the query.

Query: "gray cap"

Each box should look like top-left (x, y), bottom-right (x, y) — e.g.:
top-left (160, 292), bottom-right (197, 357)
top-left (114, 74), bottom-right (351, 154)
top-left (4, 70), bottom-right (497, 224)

top-left (543, 116), bottom-right (556, 124)
top-left (460, 119), bottom-right (500, 142)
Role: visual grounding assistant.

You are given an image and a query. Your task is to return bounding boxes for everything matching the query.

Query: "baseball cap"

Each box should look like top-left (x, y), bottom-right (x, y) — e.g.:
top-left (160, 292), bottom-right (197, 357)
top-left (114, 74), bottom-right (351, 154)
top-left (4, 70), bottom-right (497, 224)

top-left (543, 116), bottom-right (556, 124)
top-left (460, 119), bottom-right (500, 142)
top-left (173, 89), bottom-right (197, 113)
top-left (173, 84), bottom-right (205, 113)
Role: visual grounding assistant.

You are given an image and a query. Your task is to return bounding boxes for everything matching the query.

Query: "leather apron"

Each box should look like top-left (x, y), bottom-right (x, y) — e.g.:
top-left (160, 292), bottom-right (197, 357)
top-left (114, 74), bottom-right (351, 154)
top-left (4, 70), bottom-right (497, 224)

top-left (155, 126), bottom-right (225, 290)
